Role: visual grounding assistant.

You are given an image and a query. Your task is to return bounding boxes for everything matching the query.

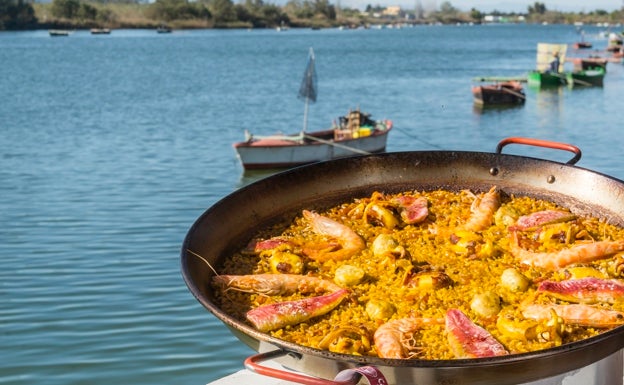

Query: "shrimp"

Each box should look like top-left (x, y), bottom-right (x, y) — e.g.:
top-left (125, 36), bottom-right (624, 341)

top-left (374, 317), bottom-right (444, 359)
top-left (509, 232), bottom-right (624, 271)
top-left (246, 289), bottom-right (350, 332)
top-left (537, 277), bottom-right (624, 304)
top-left (302, 210), bottom-right (366, 262)
top-left (445, 309), bottom-right (509, 358)
top-left (522, 303), bottom-right (624, 328)
top-left (460, 186), bottom-right (500, 232)
top-left (212, 273), bottom-right (342, 296)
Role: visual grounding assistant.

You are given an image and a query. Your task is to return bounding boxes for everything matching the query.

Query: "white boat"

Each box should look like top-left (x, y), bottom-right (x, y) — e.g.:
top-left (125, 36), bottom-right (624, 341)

top-left (233, 48), bottom-right (392, 170)
top-left (233, 109), bottom-right (392, 170)
top-left (49, 29), bottom-right (71, 36)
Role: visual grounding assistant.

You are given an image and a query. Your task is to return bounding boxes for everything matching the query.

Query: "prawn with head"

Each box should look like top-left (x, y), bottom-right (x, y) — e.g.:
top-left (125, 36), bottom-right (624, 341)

top-left (301, 209), bottom-right (366, 262)
top-left (460, 186), bottom-right (500, 232)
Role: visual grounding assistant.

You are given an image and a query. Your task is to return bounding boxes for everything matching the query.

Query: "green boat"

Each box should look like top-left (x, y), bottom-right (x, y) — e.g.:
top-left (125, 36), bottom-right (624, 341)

top-left (566, 67), bottom-right (606, 87)
top-left (526, 71), bottom-right (567, 87)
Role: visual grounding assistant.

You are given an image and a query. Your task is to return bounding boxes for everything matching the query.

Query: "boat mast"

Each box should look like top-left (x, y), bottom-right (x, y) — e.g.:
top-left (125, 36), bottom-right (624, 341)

top-left (298, 47), bottom-right (317, 133)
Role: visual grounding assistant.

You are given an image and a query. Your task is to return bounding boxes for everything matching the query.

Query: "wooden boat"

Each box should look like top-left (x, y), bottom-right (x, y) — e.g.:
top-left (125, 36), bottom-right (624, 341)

top-left (157, 25), bottom-right (172, 33)
top-left (571, 57), bottom-right (607, 72)
top-left (472, 81), bottom-right (525, 106)
top-left (527, 71), bottom-right (566, 87)
top-left (573, 41), bottom-right (592, 49)
top-left (233, 109), bottom-right (392, 170)
top-left (233, 48), bottom-right (392, 170)
top-left (566, 67), bottom-right (605, 87)
top-left (49, 30), bottom-right (70, 37)
top-left (90, 28), bottom-right (111, 34)
top-left (528, 43), bottom-right (568, 87)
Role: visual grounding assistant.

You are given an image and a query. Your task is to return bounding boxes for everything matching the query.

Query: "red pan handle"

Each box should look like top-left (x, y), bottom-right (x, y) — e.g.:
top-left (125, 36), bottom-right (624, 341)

top-left (244, 350), bottom-right (388, 385)
top-left (496, 137), bottom-right (582, 165)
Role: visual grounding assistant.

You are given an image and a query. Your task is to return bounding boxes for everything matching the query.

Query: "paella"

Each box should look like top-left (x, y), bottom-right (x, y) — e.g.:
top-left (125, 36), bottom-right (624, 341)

top-left (210, 187), bottom-right (624, 360)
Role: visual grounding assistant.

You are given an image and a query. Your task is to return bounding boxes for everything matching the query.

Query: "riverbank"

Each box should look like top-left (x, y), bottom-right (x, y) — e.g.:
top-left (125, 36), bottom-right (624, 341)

top-left (5, 2), bottom-right (622, 32)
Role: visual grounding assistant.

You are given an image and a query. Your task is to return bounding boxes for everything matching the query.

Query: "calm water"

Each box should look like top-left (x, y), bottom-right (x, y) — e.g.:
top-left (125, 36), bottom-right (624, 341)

top-left (1, 24), bottom-right (623, 385)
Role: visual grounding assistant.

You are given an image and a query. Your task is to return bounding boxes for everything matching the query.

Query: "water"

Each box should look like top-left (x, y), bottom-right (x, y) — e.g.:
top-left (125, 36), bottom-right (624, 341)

top-left (1, 24), bottom-right (623, 385)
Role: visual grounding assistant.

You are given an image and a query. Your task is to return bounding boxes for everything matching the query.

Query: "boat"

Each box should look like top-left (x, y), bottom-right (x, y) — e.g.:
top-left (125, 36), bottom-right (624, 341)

top-left (527, 71), bottom-right (566, 87)
top-left (566, 67), bottom-right (606, 87)
top-left (573, 41), bottom-right (592, 49)
top-left (472, 81), bottom-right (526, 106)
top-left (527, 43), bottom-right (568, 87)
top-left (157, 25), bottom-right (172, 33)
top-left (233, 48), bottom-right (392, 170)
top-left (571, 57), bottom-right (607, 72)
top-left (607, 33), bottom-right (623, 51)
top-left (234, 108), bottom-right (392, 170)
top-left (49, 30), bottom-right (70, 37)
top-left (90, 28), bottom-right (111, 34)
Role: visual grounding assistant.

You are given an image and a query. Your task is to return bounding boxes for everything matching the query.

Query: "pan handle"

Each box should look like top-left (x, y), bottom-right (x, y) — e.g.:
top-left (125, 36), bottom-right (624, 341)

top-left (496, 137), bottom-right (582, 165)
top-left (244, 350), bottom-right (388, 385)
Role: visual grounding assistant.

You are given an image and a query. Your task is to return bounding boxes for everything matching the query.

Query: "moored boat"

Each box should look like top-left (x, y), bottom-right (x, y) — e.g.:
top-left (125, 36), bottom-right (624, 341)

top-left (157, 25), bottom-right (172, 33)
top-left (472, 81), bottom-right (526, 106)
top-left (566, 67), bottom-right (606, 87)
top-left (90, 28), bottom-right (111, 34)
top-left (233, 109), bottom-right (392, 170)
top-left (234, 47), bottom-right (392, 170)
top-left (49, 29), bottom-right (70, 37)
top-left (528, 43), bottom-right (568, 87)
top-left (527, 71), bottom-right (566, 87)
top-left (573, 41), bottom-right (592, 49)
top-left (571, 57), bottom-right (607, 72)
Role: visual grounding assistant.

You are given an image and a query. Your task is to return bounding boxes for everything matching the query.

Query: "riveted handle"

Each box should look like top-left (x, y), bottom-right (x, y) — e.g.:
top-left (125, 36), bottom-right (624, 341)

top-left (496, 137), bottom-right (582, 165)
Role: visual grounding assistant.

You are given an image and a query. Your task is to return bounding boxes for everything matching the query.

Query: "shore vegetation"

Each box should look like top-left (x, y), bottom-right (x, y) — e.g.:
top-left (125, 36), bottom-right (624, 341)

top-left (1, 0), bottom-right (623, 31)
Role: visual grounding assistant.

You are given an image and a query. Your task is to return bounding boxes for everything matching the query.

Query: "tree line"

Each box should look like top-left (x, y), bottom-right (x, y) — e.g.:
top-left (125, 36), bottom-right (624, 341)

top-left (1, 0), bottom-right (622, 31)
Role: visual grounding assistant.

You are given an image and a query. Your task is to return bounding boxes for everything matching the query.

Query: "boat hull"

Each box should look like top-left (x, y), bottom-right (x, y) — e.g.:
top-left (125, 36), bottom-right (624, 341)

top-left (527, 71), bottom-right (566, 87)
top-left (472, 82), bottom-right (525, 105)
top-left (567, 68), bottom-right (605, 87)
top-left (234, 128), bottom-right (391, 170)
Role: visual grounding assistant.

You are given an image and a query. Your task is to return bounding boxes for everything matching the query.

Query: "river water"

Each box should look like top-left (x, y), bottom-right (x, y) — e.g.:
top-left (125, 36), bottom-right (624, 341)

top-left (1, 24), bottom-right (623, 385)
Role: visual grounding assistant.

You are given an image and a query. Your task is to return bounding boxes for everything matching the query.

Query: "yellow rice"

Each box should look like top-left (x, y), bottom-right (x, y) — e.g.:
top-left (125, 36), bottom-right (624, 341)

top-left (213, 188), bottom-right (624, 359)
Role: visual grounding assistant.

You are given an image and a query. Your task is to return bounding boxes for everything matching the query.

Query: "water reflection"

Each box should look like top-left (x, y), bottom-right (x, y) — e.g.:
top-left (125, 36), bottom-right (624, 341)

top-left (238, 168), bottom-right (283, 187)
top-left (472, 102), bottom-right (525, 115)
top-left (530, 84), bottom-right (565, 120)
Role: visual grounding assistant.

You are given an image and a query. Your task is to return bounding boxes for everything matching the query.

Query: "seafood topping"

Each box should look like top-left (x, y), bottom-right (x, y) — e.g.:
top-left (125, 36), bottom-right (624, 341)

top-left (522, 304), bottom-right (624, 328)
top-left (538, 277), bottom-right (624, 304)
top-left (509, 210), bottom-right (576, 231)
top-left (391, 196), bottom-right (429, 224)
top-left (212, 274), bottom-right (342, 296)
top-left (302, 210), bottom-right (365, 262)
top-left (374, 317), bottom-right (444, 359)
top-left (510, 232), bottom-right (624, 271)
top-left (445, 309), bottom-right (508, 358)
top-left (246, 289), bottom-right (349, 332)
top-left (252, 237), bottom-right (291, 252)
top-left (461, 186), bottom-right (500, 232)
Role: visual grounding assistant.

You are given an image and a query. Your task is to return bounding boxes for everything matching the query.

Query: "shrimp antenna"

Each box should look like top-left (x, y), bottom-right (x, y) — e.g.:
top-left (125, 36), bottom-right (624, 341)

top-left (186, 249), bottom-right (220, 276)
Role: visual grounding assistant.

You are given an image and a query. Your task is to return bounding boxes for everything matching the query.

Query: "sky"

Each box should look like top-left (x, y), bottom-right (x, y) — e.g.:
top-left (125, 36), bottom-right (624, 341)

top-left (335, 0), bottom-right (623, 13)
